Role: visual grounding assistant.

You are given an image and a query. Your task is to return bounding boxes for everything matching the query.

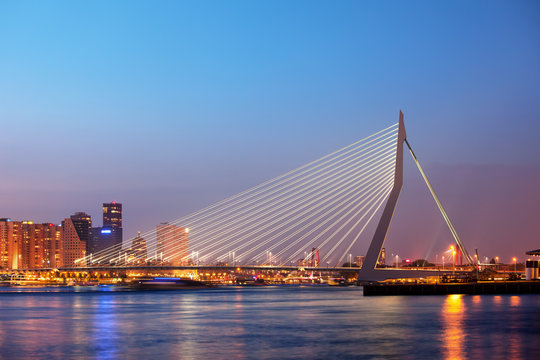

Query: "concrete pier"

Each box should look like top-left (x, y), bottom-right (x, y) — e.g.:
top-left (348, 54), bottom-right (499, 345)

top-left (363, 281), bottom-right (540, 296)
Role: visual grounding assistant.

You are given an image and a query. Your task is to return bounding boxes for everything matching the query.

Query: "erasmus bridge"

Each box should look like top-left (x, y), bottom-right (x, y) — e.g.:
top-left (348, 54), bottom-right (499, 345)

top-left (68, 112), bottom-right (474, 281)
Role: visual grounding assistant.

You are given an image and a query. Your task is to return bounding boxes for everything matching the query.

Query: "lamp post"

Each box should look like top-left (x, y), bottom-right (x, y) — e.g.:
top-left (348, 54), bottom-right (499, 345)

top-left (349, 254), bottom-right (352, 268)
top-left (495, 256), bottom-right (499, 271)
top-left (442, 256), bottom-right (445, 271)
top-left (513, 257), bottom-right (517, 273)
top-left (395, 255), bottom-right (399, 269)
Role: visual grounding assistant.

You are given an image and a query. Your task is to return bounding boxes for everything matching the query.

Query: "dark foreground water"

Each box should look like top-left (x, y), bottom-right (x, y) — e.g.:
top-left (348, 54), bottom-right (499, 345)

top-left (0, 286), bottom-right (539, 360)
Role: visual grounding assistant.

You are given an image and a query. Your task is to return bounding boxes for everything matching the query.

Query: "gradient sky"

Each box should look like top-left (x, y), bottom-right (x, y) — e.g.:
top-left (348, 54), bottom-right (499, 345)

top-left (1, 1), bottom-right (539, 263)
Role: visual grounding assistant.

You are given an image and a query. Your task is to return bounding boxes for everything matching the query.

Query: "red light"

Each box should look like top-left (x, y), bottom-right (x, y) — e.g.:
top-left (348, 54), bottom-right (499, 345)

top-left (112, 201), bottom-right (116, 205)
top-left (405, 259), bottom-right (410, 263)
top-left (48, 223), bottom-right (53, 227)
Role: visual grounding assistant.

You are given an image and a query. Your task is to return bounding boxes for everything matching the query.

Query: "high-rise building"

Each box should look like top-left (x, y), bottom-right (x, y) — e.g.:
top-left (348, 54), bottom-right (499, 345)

top-left (20, 221), bottom-right (44, 269)
top-left (43, 223), bottom-right (63, 268)
top-left (1, 220), bottom-right (63, 269)
top-left (70, 212), bottom-right (92, 246)
top-left (62, 213), bottom-right (91, 267)
top-left (86, 203), bottom-right (123, 256)
top-left (131, 231), bottom-right (147, 260)
top-left (103, 202), bottom-right (122, 228)
top-left (89, 226), bottom-right (122, 255)
top-left (156, 223), bottom-right (188, 265)
top-left (102, 202), bottom-right (122, 247)
top-left (0, 218), bottom-right (21, 269)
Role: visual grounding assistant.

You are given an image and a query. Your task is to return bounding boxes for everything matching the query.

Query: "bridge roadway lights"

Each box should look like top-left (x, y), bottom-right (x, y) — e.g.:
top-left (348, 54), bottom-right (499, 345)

top-left (20, 265), bottom-right (363, 274)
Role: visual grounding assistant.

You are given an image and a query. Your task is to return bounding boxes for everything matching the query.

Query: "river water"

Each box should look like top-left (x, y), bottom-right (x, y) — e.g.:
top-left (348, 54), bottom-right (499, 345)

top-left (0, 286), bottom-right (539, 360)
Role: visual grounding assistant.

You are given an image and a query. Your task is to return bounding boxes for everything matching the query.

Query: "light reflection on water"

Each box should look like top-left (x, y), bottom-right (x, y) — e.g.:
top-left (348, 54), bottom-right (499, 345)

top-left (441, 294), bottom-right (465, 360)
top-left (0, 287), bottom-right (539, 360)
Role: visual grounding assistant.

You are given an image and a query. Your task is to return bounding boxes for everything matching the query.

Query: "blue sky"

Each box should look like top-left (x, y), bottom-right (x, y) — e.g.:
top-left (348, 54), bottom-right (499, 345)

top-left (1, 1), bottom-right (539, 260)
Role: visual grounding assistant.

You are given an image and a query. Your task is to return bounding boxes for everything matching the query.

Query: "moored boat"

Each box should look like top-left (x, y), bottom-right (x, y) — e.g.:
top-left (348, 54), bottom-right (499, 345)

top-left (132, 277), bottom-right (211, 290)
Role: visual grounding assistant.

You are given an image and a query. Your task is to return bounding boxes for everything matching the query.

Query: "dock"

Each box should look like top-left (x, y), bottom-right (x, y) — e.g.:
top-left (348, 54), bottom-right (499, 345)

top-left (363, 281), bottom-right (540, 296)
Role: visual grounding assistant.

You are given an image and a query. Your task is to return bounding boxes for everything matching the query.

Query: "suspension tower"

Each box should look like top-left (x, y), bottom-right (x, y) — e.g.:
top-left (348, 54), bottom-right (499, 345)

top-left (357, 111), bottom-right (473, 282)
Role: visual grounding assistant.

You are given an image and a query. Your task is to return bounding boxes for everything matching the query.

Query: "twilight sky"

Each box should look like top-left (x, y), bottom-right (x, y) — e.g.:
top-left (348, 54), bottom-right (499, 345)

top-left (1, 1), bottom-right (539, 263)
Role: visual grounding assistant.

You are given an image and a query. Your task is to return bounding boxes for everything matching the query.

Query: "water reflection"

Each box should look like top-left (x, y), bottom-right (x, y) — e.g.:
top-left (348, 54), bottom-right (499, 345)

top-left (510, 295), bottom-right (521, 307)
top-left (0, 288), bottom-right (538, 359)
top-left (441, 294), bottom-right (466, 360)
top-left (507, 296), bottom-right (523, 360)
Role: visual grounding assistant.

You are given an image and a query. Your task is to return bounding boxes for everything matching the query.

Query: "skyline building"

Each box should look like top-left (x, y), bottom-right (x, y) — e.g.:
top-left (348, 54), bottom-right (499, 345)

top-left (88, 202), bottom-right (123, 255)
top-left (377, 247), bottom-right (386, 266)
top-left (95, 202), bottom-right (123, 251)
top-left (156, 223), bottom-right (188, 265)
top-left (355, 255), bottom-right (365, 268)
top-left (70, 212), bottom-right (92, 249)
top-left (42, 223), bottom-right (63, 268)
top-left (131, 231), bottom-right (147, 260)
top-left (103, 202), bottom-right (122, 228)
top-left (0, 218), bottom-right (21, 269)
top-left (89, 225), bottom-right (122, 255)
top-left (20, 221), bottom-right (44, 269)
top-left (62, 213), bottom-right (91, 267)
top-left (0, 219), bottom-right (63, 269)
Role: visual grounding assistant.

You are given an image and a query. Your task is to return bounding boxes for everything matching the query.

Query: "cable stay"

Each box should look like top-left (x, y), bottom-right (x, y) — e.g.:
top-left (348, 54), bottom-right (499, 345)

top-left (404, 138), bottom-right (474, 266)
top-left (74, 113), bottom-right (474, 281)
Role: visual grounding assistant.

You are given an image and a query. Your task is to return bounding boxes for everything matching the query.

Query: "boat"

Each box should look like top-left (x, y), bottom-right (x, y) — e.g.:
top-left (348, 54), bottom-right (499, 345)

top-left (131, 277), bottom-right (212, 290)
top-left (328, 277), bottom-right (348, 286)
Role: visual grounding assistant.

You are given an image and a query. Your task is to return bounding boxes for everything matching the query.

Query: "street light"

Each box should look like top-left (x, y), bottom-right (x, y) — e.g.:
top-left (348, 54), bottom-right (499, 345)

top-left (513, 257), bottom-right (517, 273)
top-left (395, 254), bottom-right (399, 269)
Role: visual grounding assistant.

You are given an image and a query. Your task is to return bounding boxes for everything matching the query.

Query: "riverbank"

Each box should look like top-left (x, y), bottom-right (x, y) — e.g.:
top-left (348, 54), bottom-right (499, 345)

top-left (363, 280), bottom-right (540, 296)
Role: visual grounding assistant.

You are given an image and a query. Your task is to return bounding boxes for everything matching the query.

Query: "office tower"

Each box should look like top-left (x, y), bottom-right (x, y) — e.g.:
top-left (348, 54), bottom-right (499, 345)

top-left (103, 202), bottom-right (122, 228)
top-left (89, 226), bottom-right (121, 255)
top-left (156, 223), bottom-right (188, 265)
top-left (131, 231), bottom-right (147, 260)
top-left (62, 212), bottom-right (91, 267)
top-left (70, 212), bottom-right (92, 246)
top-left (102, 202), bottom-right (122, 246)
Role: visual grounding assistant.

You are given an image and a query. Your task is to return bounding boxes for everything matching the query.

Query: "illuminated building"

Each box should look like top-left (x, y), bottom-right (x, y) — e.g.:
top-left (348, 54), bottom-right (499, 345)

top-left (89, 226), bottom-right (121, 254)
top-left (43, 223), bottom-right (63, 268)
top-left (156, 223), bottom-right (188, 265)
top-left (377, 247), bottom-right (386, 266)
top-left (0, 219), bottom-right (62, 269)
top-left (103, 202), bottom-right (122, 244)
top-left (131, 231), bottom-right (147, 259)
top-left (20, 221), bottom-right (44, 269)
top-left (0, 218), bottom-right (22, 269)
top-left (62, 212), bottom-right (91, 267)
top-left (70, 212), bottom-right (92, 247)
top-left (88, 202), bottom-right (123, 254)
top-left (354, 255), bottom-right (365, 268)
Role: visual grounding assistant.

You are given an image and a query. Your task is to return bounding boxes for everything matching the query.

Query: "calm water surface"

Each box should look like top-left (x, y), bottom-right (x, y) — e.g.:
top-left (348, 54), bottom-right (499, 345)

top-left (0, 286), bottom-right (539, 360)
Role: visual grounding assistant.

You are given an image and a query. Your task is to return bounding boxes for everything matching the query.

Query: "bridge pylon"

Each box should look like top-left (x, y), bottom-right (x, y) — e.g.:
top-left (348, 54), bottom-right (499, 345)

top-left (357, 111), bottom-right (472, 282)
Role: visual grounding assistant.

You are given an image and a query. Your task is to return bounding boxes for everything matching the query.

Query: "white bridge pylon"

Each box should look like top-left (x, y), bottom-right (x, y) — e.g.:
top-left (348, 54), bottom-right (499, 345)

top-left (79, 112), bottom-right (473, 281)
top-left (358, 111), bottom-right (473, 281)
